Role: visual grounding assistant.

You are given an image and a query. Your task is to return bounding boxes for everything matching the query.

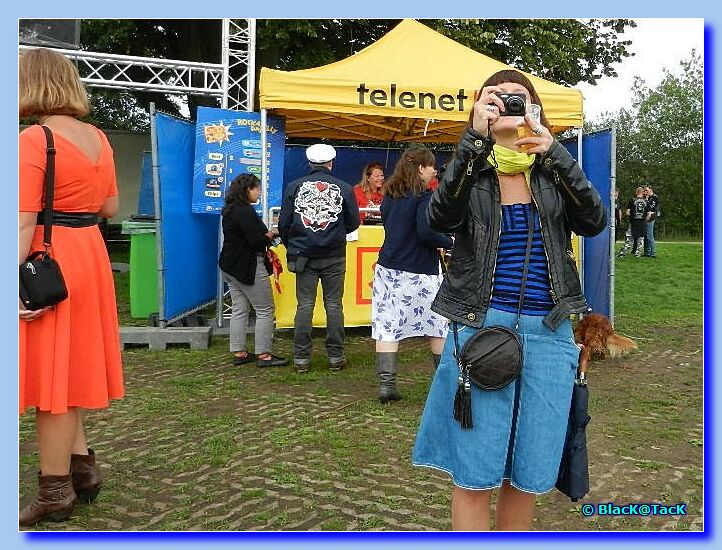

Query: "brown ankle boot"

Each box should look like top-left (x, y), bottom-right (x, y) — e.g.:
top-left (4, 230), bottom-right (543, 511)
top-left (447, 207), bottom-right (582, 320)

top-left (19, 473), bottom-right (76, 526)
top-left (71, 448), bottom-right (102, 503)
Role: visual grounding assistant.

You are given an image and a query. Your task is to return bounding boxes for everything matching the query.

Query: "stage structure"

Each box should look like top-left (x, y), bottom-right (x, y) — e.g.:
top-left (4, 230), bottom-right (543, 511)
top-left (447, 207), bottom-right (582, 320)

top-left (258, 19), bottom-right (615, 323)
top-left (21, 19), bottom-right (256, 327)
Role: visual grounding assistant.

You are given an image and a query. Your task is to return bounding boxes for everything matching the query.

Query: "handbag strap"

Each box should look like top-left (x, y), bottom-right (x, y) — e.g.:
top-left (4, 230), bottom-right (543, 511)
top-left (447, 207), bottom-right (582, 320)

top-left (40, 125), bottom-right (56, 249)
top-left (514, 202), bottom-right (536, 331)
top-left (452, 201), bottom-right (537, 363)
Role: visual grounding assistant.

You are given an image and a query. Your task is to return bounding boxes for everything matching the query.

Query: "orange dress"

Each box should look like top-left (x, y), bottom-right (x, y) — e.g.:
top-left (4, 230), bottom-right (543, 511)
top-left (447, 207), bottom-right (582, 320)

top-left (19, 125), bottom-right (124, 414)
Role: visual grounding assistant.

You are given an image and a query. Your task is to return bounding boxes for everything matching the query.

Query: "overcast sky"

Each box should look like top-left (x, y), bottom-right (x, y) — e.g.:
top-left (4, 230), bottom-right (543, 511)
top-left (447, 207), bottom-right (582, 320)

top-left (574, 18), bottom-right (704, 122)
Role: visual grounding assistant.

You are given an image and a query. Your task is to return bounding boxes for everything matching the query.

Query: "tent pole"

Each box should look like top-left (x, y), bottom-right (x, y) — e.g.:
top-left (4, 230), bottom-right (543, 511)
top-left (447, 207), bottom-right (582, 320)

top-left (261, 108), bottom-right (269, 226)
top-left (215, 219), bottom-right (225, 329)
top-left (215, 18), bottom-right (230, 328)
top-left (577, 128), bottom-right (585, 297)
top-left (149, 103), bottom-right (166, 328)
top-left (609, 124), bottom-right (617, 325)
top-left (248, 19), bottom-right (256, 111)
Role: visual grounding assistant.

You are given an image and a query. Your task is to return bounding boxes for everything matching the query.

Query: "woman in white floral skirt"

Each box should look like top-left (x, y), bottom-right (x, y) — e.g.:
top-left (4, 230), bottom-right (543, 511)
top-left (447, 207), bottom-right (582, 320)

top-left (372, 145), bottom-right (453, 403)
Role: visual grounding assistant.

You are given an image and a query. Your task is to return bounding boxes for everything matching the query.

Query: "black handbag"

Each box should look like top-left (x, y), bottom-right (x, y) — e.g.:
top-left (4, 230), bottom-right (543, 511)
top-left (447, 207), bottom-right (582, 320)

top-left (451, 203), bottom-right (536, 429)
top-left (19, 126), bottom-right (68, 311)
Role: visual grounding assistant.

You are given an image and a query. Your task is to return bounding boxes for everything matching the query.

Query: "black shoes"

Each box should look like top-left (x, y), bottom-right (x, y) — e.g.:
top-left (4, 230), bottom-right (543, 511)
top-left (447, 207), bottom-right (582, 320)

top-left (233, 353), bottom-right (255, 366)
top-left (329, 358), bottom-right (346, 372)
top-left (256, 354), bottom-right (289, 368)
top-left (235, 353), bottom-right (289, 367)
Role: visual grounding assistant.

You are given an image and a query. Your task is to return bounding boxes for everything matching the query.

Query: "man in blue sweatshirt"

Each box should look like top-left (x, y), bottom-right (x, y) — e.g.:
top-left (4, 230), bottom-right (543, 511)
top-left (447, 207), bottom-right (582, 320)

top-left (278, 144), bottom-right (360, 373)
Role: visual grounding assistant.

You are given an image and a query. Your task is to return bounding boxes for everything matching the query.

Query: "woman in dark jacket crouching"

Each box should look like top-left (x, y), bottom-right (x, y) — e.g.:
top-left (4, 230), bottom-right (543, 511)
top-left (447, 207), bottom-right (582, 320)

top-left (219, 174), bottom-right (287, 368)
top-left (412, 69), bottom-right (606, 530)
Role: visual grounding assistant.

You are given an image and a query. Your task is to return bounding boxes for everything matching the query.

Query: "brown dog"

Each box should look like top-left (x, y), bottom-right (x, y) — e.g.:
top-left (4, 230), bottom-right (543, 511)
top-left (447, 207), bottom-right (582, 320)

top-left (574, 313), bottom-right (637, 371)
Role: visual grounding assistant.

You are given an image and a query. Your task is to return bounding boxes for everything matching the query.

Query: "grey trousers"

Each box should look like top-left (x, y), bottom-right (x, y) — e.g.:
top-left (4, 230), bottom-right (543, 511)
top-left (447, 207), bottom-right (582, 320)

top-left (223, 260), bottom-right (275, 354)
top-left (293, 256), bottom-right (346, 362)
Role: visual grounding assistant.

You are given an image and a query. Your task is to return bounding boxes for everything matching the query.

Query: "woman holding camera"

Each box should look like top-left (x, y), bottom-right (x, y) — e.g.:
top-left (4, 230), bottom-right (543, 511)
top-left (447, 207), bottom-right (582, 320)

top-left (412, 70), bottom-right (606, 530)
top-left (219, 174), bottom-right (288, 368)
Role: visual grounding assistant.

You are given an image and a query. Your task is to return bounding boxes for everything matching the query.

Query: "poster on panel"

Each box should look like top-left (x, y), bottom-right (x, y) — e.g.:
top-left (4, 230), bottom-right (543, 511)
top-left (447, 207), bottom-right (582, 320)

top-left (192, 107), bottom-right (285, 215)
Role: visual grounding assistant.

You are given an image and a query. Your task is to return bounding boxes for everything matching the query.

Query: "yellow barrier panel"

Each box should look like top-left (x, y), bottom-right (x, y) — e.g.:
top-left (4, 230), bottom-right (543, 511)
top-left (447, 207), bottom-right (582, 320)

top-left (272, 226), bottom-right (582, 328)
top-left (272, 226), bottom-right (385, 328)
top-left (572, 233), bottom-right (581, 270)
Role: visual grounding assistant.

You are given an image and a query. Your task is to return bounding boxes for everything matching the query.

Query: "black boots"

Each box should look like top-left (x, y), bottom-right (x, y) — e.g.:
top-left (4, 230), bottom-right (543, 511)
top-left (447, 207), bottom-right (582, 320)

top-left (19, 473), bottom-right (76, 526)
top-left (71, 448), bottom-right (102, 503)
top-left (376, 352), bottom-right (402, 404)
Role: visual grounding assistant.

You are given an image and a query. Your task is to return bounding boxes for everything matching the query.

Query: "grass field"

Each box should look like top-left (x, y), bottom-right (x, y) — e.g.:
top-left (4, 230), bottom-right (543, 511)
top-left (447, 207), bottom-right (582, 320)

top-left (612, 242), bottom-right (703, 340)
top-left (19, 241), bottom-right (704, 531)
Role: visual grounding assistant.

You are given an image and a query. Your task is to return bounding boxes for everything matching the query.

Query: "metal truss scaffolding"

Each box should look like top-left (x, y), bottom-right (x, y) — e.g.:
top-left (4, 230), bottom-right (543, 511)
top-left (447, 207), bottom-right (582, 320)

top-left (21, 19), bottom-right (256, 327)
top-left (222, 19), bottom-right (256, 110)
top-left (19, 18), bottom-right (255, 111)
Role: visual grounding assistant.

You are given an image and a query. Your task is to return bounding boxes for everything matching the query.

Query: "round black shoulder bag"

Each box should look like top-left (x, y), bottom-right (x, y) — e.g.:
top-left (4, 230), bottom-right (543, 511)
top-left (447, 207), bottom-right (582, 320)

top-left (451, 203), bottom-right (535, 429)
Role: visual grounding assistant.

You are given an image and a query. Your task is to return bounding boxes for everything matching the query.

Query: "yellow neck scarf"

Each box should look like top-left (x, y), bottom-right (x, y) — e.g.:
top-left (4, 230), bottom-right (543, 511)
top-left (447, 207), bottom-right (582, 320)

top-left (489, 144), bottom-right (535, 185)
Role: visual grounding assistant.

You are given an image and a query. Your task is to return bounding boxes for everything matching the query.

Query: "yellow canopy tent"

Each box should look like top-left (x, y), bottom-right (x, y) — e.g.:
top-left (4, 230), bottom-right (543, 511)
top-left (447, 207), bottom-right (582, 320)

top-left (259, 19), bottom-right (583, 143)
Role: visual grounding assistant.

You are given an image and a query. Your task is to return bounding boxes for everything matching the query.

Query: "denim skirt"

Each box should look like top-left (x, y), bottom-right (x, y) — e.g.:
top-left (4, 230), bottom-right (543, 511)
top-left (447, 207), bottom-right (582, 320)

top-left (412, 307), bottom-right (581, 494)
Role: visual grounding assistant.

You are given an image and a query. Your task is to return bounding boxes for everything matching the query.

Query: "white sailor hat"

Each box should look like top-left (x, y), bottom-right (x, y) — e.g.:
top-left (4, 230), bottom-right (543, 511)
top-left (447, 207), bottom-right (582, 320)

top-left (306, 143), bottom-right (337, 163)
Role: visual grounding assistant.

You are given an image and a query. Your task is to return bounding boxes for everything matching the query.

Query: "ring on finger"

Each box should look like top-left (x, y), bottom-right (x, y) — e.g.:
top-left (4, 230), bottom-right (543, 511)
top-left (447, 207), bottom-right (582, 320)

top-left (485, 104), bottom-right (496, 112)
top-left (532, 126), bottom-right (543, 135)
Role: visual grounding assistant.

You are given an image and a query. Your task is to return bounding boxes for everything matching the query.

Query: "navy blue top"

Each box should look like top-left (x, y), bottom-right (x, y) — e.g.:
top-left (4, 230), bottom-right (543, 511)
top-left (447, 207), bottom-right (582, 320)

top-left (378, 191), bottom-right (453, 275)
top-left (490, 203), bottom-right (554, 316)
top-left (278, 167), bottom-right (360, 258)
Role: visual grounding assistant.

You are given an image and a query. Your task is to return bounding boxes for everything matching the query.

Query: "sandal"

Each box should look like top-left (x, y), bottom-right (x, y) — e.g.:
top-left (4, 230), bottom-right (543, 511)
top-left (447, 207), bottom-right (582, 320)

top-left (233, 353), bottom-right (255, 366)
top-left (256, 354), bottom-right (289, 368)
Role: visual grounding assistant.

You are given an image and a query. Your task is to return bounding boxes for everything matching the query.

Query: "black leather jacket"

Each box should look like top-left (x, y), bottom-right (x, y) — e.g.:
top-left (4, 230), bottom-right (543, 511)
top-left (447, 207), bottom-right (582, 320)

top-left (427, 127), bottom-right (607, 330)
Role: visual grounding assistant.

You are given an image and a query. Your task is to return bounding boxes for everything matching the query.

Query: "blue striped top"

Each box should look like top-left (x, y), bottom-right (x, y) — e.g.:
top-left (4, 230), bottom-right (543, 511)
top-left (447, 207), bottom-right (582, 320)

top-left (490, 203), bottom-right (555, 316)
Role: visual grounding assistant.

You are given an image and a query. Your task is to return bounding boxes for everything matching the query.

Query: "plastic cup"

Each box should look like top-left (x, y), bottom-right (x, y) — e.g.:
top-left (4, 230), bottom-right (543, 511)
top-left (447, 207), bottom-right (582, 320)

top-left (517, 103), bottom-right (542, 152)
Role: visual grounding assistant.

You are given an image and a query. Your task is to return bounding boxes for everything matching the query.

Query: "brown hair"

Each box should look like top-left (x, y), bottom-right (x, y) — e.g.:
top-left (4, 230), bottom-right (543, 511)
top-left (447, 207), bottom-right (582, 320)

top-left (384, 146), bottom-right (435, 199)
top-left (357, 162), bottom-right (384, 198)
top-left (19, 48), bottom-right (90, 118)
top-left (469, 69), bottom-right (550, 129)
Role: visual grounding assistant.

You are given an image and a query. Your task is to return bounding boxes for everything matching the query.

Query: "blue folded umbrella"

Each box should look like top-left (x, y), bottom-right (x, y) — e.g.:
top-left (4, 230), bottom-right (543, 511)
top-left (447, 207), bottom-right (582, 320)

top-left (556, 375), bottom-right (591, 502)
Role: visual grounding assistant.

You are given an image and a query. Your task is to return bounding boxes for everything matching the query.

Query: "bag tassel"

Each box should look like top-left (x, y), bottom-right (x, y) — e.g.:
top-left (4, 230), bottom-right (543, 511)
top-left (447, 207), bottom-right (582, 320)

top-left (453, 367), bottom-right (473, 429)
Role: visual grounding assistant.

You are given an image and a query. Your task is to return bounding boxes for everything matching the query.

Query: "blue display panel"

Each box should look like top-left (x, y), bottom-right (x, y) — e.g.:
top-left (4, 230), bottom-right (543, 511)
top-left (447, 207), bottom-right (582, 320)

top-left (192, 108), bottom-right (285, 216)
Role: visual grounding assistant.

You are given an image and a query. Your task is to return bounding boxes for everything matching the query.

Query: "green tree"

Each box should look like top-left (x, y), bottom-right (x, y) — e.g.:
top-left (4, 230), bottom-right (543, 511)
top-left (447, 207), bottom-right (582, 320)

top-left (76, 19), bottom-right (635, 129)
top-left (587, 52), bottom-right (703, 238)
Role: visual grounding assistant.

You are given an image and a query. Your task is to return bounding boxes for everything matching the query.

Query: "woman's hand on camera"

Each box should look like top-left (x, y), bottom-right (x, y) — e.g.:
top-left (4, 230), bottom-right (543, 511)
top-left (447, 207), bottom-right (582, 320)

top-left (515, 113), bottom-right (553, 154)
top-left (471, 87), bottom-right (505, 138)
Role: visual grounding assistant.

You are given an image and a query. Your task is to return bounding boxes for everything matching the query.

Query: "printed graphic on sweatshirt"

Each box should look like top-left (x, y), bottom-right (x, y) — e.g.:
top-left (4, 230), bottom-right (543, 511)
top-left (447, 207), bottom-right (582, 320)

top-left (294, 180), bottom-right (344, 232)
top-left (632, 198), bottom-right (647, 220)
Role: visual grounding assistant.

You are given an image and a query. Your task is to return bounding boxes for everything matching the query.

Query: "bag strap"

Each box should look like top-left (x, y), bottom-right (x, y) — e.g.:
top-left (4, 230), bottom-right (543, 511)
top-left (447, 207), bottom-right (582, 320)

top-left (40, 125), bottom-right (56, 249)
top-left (514, 202), bottom-right (536, 331)
top-left (452, 201), bottom-right (537, 356)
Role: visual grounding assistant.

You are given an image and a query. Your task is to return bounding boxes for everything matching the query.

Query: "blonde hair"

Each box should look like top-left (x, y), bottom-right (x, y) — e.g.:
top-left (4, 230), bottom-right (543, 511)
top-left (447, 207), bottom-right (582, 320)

top-left (19, 48), bottom-right (90, 118)
top-left (357, 162), bottom-right (384, 198)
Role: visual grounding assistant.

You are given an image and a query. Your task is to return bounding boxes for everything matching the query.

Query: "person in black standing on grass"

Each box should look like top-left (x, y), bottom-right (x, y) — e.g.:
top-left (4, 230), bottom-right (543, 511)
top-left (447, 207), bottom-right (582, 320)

top-left (219, 174), bottom-right (288, 368)
top-left (278, 143), bottom-right (360, 374)
top-left (643, 185), bottom-right (660, 258)
top-left (618, 186), bottom-right (647, 258)
top-left (614, 187), bottom-right (623, 241)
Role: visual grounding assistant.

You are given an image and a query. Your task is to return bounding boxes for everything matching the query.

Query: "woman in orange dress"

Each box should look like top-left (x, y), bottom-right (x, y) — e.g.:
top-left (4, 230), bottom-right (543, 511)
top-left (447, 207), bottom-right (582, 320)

top-left (19, 48), bottom-right (124, 526)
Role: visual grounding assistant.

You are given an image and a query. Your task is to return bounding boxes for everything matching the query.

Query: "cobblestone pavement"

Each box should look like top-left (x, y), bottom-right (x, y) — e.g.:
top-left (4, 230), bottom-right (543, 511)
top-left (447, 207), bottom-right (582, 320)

top-left (19, 327), bottom-right (703, 531)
